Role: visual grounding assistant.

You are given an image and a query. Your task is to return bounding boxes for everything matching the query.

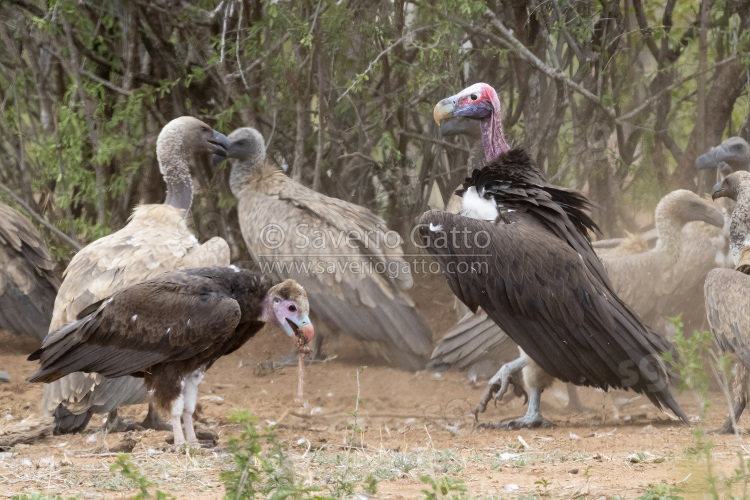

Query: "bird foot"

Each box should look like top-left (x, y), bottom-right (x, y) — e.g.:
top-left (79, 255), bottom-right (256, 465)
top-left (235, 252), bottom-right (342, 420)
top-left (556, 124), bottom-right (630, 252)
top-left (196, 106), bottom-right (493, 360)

top-left (105, 415), bottom-right (135, 433)
top-left (140, 408), bottom-right (172, 431)
top-left (708, 420), bottom-right (740, 435)
top-left (474, 361), bottom-right (528, 420)
top-left (478, 414), bottom-right (553, 430)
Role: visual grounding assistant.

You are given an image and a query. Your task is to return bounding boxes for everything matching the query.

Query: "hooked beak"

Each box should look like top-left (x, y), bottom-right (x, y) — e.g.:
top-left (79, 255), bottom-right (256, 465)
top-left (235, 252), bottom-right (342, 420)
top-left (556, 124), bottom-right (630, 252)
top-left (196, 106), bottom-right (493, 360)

top-left (695, 148), bottom-right (719, 170)
top-left (208, 130), bottom-right (230, 160)
top-left (438, 116), bottom-right (481, 138)
top-left (433, 97), bottom-right (457, 125)
top-left (286, 315), bottom-right (314, 344)
top-left (702, 206), bottom-right (725, 228)
top-left (711, 180), bottom-right (727, 201)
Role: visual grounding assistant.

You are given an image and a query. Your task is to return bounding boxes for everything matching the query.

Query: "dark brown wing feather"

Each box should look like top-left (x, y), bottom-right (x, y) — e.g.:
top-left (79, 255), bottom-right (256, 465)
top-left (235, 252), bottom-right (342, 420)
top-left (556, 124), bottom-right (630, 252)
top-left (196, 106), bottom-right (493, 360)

top-left (0, 203), bottom-right (60, 341)
top-left (27, 267), bottom-right (272, 384)
top-left (419, 210), bottom-right (686, 422)
top-left (705, 268), bottom-right (750, 368)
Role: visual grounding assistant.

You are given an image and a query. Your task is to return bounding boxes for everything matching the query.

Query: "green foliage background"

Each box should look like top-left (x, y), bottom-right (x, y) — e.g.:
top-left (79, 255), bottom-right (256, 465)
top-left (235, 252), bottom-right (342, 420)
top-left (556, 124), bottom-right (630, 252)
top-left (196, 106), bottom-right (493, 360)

top-left (0, 0), bottom-right (748, 261)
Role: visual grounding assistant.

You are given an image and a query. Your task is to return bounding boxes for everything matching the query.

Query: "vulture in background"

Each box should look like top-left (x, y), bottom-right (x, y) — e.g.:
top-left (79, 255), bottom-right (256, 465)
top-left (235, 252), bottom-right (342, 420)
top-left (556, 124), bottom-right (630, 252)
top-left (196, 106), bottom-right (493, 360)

top-left (421, 82), bottom-right (686, 428)
top-left (704, 171), bottom-right (750, 433)
top-left (42, 117), bottom-right (231, 435)
top-left (0, 203), bottom-right (59, 342)
top-left (29, 267), bottom-right (313, 448)
top-left (600, 190), bottom-right (724, 334)
top-left (214, 127), bottom-right (432, 370)
top-left (695, 137), bottom-right (750, 174)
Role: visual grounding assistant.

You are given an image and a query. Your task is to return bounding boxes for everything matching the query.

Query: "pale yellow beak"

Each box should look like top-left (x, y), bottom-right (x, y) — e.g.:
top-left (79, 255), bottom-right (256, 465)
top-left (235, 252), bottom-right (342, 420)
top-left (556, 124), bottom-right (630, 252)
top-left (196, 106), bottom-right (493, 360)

top-left (433, 98), bottom-right (456, 125)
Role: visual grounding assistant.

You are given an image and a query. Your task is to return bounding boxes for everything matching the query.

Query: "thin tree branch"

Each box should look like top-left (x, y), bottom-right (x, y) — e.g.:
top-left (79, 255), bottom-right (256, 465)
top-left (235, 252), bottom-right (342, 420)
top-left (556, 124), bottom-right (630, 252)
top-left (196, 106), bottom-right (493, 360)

top-left (0, 181), bottom-right (82, 251)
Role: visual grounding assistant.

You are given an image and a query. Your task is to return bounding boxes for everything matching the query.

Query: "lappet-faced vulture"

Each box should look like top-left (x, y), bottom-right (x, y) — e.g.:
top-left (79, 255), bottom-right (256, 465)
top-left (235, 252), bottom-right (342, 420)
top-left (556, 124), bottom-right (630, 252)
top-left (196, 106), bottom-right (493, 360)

top-left (421, 82), bottom-right (687, 428)
top-left (42, 117), bottom-right (231, 435)
top-left (704, 171), bottom-right (750, 433)
top-left (29, 266), bottom-right (312, 448)
top-left (600, 190), bottom-right (724, 334)
top-left (214, 127), bottom-right (433, 370)
top-left (0, 203), bottom-right (59, 342)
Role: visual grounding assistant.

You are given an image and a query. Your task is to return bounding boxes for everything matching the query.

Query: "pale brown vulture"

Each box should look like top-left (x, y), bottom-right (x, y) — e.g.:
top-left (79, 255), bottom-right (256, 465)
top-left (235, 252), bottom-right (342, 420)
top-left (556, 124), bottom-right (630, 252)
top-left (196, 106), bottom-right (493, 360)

top-left (30, 266), bottom-right (312, 448)
top-left (42, 117), bottom-right (231, 434)
top-left (704, 171), bottom-right (750, 433)
top-left (215, 127), bottom-right (432, 370)
top-left (0, 203), bottom-right (59, 342)
top-left (422, 82), bottom-right (686, 428)
top-left (600, 190), bottom-right (724, 334)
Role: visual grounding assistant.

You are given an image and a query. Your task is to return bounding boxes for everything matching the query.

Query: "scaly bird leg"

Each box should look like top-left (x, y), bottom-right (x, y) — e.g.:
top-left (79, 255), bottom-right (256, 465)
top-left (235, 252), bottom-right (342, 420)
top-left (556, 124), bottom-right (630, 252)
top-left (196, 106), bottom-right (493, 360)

top-left (141, 402), bottom-right (172, 431)
top-left (171, 414), bottom-right (185, 448)
top-left (711, 394), bottom-right (746, 435)
top-left (474, 356), bottom-right (528, 421)
top-left (481, 386), bottom-right (553, 430)
top-left (565, 384), bottom-right (592, 413)
top-left (183, 411), bottom-right (198, 446)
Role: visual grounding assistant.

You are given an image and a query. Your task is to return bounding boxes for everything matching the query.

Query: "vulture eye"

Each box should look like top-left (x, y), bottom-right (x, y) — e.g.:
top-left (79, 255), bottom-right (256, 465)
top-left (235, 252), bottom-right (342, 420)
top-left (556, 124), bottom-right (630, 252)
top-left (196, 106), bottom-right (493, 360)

top-left (273, 298), bottom-right (281, 304)
top-left (470, 93), bottom-right (478, 101)
top-left (288, 304), bottom-right (297, 312)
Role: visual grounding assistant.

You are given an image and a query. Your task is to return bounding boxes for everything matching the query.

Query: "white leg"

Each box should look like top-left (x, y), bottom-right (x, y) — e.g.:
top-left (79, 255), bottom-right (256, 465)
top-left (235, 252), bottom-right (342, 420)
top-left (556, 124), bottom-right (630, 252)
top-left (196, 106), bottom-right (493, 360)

top-left (170, 392), bottom-right (186, 448)
top-left (182, 369), bottom-right (205, 446)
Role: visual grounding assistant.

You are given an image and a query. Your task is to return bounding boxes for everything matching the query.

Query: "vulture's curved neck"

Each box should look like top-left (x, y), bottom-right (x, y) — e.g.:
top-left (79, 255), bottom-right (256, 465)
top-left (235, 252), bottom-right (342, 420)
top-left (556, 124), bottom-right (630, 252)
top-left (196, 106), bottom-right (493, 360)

top-left (653, 218), bottom-right (683, 260)
top-left (229, 159), bottom-right (263, 198)
top-left (730, 191), bottom-right (750, 266)
top-left (161, 153), bottom-right (194, 214)
top-left (481, 94), bottom-right (510, 163)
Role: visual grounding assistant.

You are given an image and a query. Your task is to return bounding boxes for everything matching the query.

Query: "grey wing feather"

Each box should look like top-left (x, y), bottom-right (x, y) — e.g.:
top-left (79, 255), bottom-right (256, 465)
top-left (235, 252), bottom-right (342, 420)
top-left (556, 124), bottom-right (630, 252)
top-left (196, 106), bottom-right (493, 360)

top-left (428, 311), bottom-right (519, 372)
top-left (0, 203), bottom-right (59, 341)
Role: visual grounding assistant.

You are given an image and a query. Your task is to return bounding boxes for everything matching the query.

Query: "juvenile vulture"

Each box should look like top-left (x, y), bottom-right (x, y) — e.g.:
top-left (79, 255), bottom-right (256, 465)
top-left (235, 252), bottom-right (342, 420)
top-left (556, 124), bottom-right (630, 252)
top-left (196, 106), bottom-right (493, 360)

top-left (0, 203), bottom-right (59, 342)
top-left (600, 190), bottom-right (724, 334)
top-left (43, 116), bottom-right (231, 434)
top-left (422, 83), bottom-right (686, 428)
top-left (29, 266), bottom-right (312, 448)
top-left (704, 171), bottom-right (750, 433)
top-left (215, 127), bottom-right (432, 370)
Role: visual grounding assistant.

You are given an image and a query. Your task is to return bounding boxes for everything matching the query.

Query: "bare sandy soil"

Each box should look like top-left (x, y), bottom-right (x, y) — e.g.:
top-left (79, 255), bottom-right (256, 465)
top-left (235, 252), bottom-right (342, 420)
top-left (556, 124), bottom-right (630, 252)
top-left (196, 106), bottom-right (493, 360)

top-left (0, 274), bottom-right (747, 499)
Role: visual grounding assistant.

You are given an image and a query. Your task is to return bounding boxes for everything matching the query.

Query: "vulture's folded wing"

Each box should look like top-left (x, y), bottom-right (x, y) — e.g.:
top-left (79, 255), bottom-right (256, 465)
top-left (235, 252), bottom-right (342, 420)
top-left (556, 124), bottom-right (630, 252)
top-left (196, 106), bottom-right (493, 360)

top-left (705, 268), bottom-right (750, 368)
top-left (238, 193), bottom-right (432, 369)
top-left (418, 210), bottom-right (685, 420)
top-left (28, 275), bottom-right (242, 383)
top-left (0, 203), bottom-right (59, 341)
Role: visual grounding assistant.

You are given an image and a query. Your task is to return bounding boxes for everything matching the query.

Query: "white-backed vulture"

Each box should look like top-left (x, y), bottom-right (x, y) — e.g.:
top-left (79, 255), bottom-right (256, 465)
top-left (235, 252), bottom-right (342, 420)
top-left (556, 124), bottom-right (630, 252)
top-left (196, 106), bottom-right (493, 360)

top-left (30, 267), bottom-right (312, 448)
top-left (423, 82), bottom-right (686, 428)
top-left (42, 117), bottom-right (231, 434)
top-left (215, 127), bottom-right (432, 370)
top-left (0, 203), bottom-right (59, 342)
top-left (600, 190), bottom-right (724, 333)
top-left (704, 171), bottom-right (750, 433)
top-left (696, 137), bottom-right (750, 174)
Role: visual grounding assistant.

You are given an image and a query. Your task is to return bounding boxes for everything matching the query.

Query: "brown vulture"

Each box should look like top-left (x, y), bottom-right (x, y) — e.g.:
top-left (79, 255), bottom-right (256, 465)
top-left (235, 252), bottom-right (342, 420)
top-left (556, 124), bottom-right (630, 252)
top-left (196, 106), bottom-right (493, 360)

top-left (214, 127), bottom-right (433, 370)
top-left (29, 266), bottom-right (312, 448)
top-left (704, 171), bottom-right (750, 433)
top-left (600, 190), bottom-right (724, 334)
top-left (42, 117), bottom-right (231, 435)
top-left (0, 203), bottom-right (59, 342)
top-left (420, 82), bottom-right (687, 428)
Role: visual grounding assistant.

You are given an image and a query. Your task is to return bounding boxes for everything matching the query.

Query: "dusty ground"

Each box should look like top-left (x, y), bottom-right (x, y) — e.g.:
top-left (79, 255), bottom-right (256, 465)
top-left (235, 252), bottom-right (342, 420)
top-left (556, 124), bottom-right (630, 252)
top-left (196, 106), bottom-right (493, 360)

top-left (0, 274), bottom-right (747, 499)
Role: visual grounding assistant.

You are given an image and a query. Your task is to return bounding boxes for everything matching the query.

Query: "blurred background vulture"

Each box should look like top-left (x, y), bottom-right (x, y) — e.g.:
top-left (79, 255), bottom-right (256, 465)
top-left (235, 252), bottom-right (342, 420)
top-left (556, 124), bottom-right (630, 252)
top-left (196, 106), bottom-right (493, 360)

top-left (216, 127), bottom-right (433, 370)
top-left (29, 267), bottom-right (312, 448)
top-left (600, 190), bottom-right (724, 334)
top-left (704, 171), bottom-right (750, 433)
top-left (0, 202), bottom-right (59, 343)
top-left (422, 83), bottom-right (686, 428)
top-left (42, 116), bottom-right (231, 435)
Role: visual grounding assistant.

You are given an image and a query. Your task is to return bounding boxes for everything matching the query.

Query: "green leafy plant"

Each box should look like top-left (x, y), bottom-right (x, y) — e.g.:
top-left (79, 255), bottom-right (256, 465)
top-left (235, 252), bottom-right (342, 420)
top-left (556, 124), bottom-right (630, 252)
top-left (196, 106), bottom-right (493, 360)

top-left (110, 454), bottom-right (175, 500)
top-left (419, 475), bottom-right (467, 500)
